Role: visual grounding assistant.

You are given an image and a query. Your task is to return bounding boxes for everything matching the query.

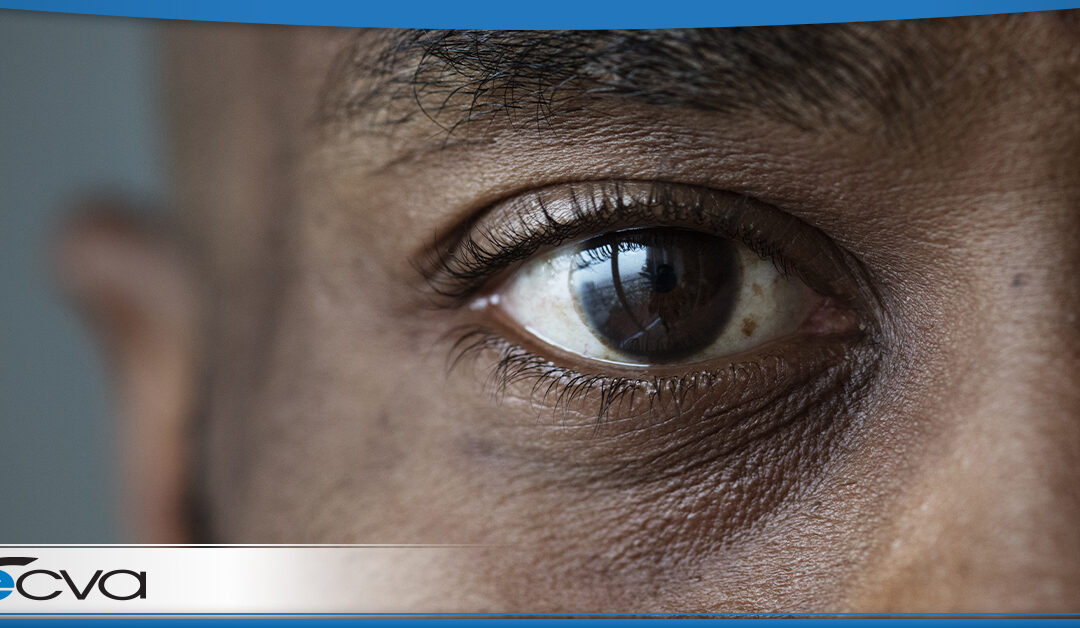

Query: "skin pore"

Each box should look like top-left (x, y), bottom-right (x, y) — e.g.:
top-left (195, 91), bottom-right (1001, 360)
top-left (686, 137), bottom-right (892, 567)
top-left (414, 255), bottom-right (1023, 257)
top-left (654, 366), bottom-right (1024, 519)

top-left (58, 13), bottom-right (1080, 611)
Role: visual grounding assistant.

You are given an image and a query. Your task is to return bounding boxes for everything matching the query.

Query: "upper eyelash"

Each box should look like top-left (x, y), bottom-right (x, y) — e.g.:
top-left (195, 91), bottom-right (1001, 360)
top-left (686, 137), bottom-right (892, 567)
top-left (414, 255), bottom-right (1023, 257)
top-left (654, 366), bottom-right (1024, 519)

top-left (421, 180), bottom-right (802, 305)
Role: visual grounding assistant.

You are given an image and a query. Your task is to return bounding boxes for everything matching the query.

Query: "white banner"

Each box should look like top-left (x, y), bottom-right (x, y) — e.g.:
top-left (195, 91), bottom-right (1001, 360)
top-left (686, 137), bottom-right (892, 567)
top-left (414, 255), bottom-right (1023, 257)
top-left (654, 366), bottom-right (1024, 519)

top-left (0, 545), bottom-right (483, 613)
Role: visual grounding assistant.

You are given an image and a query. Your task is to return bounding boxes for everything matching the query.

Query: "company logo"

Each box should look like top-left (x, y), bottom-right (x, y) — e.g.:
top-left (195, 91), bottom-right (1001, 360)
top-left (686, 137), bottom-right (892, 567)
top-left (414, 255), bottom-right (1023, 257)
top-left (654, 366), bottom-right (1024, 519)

top-left (0, 557), bottom-right (146, 601)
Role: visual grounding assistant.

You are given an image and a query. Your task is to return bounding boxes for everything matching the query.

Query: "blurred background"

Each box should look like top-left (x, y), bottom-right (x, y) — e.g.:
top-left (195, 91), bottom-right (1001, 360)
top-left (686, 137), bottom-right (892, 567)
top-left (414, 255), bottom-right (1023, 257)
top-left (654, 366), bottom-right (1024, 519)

top-left (0, 9), bottom-right (164, 541)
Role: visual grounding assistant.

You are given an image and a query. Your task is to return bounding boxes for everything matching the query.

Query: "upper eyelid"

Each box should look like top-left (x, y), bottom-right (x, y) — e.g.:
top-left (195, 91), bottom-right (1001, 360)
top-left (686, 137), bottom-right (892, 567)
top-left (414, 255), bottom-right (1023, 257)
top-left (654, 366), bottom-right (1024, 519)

top-left (417, 179), bottom-right (737, 299)
top-left (417, 180), bottom-right (871, 316)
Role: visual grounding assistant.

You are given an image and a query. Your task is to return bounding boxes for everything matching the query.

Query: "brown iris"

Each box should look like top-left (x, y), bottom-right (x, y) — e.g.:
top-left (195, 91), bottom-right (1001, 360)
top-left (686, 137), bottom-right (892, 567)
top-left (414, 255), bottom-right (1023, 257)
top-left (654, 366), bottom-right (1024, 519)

top-left (568, 228), bottom-right (742, 362)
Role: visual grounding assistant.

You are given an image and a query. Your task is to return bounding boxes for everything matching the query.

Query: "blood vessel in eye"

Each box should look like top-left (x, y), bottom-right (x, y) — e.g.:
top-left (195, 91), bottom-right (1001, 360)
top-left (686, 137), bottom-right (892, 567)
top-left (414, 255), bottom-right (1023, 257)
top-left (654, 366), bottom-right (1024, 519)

top-left (569, 228), bottom-right (741, 362)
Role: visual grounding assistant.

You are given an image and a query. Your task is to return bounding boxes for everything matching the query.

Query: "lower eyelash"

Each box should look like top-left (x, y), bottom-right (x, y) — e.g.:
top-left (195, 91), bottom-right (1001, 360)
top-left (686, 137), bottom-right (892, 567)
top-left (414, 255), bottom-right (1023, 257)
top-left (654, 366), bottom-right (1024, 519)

top-left (448, 326), bottom-right (629, 423)
top-left (445, 326), bottom-right (760, 427)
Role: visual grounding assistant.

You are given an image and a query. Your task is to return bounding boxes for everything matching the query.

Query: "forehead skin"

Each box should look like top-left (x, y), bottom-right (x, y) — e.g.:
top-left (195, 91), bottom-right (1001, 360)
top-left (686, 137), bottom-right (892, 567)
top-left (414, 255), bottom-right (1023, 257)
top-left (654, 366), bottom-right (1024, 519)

top-left (165, 15), bottom-right (1080, 610)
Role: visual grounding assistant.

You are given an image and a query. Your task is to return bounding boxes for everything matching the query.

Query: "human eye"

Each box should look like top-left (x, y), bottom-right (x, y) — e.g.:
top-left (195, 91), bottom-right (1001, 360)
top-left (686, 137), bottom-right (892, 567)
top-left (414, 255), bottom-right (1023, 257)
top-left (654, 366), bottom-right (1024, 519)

top-left (423, 180), bottom-right (879, 452)
top-left (499, 226), bottom-right (820, 366)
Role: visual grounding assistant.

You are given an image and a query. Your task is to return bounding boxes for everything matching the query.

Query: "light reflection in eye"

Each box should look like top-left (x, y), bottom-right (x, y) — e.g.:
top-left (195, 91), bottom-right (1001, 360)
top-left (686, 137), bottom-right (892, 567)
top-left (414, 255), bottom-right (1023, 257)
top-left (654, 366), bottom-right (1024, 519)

top-left (493, 227), bottom-right (818, 366)
top-left (570, 229), bottom-right (741, 362)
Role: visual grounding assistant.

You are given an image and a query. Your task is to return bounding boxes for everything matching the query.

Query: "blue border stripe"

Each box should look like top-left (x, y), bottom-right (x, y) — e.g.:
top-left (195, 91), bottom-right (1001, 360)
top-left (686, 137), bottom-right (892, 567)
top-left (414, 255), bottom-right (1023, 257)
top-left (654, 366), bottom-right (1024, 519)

top-left (2, 620), bottom-right (1080, 626)
top-left (0, 0), bottom-right (1078, 29)
top-left (2, 616), bottom-right (1080, 619)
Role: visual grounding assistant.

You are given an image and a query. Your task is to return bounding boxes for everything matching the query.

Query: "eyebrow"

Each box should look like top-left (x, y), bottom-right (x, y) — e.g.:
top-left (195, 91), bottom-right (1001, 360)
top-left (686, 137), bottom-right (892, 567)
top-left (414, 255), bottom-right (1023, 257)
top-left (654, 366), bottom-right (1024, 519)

top-left (318, 26), bottom-right (945, 136)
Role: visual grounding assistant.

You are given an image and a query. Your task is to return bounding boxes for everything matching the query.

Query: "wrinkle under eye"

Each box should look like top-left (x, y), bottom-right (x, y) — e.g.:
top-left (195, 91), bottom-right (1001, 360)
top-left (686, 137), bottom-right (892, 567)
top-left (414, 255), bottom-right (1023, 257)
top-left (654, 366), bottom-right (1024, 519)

top-left (571, 229), bottom-right (741, 362)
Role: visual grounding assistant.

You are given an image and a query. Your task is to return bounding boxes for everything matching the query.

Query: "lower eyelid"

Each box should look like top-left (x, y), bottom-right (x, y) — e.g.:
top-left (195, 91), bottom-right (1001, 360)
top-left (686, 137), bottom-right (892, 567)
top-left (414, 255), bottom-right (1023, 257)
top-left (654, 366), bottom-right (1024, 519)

top-left (443, 326), bottom-right (877, 489)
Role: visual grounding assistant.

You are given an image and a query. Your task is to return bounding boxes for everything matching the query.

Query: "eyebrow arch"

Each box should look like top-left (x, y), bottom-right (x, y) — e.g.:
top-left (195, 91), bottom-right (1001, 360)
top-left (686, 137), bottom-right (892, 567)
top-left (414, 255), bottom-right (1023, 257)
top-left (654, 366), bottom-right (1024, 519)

top-left (318, 25), bottom-right (944, 136)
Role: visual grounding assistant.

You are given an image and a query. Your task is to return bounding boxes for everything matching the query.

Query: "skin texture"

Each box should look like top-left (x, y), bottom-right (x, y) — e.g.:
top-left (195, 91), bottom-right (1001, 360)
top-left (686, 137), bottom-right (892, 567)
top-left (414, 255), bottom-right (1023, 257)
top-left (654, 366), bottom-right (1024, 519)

top-left (57, 13), bottom-right (1080, 611)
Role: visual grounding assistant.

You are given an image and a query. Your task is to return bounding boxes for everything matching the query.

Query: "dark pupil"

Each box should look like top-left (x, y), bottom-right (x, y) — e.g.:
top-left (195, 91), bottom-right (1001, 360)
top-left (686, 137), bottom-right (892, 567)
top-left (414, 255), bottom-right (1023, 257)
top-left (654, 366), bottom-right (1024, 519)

top-left (569, 228), bottom-right (740, 362)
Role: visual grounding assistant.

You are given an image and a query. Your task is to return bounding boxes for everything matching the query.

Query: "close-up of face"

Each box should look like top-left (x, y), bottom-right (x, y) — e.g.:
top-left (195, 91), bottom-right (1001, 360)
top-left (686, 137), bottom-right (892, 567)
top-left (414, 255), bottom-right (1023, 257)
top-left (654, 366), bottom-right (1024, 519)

top-left (55, 12), bottom-right (1080, 612)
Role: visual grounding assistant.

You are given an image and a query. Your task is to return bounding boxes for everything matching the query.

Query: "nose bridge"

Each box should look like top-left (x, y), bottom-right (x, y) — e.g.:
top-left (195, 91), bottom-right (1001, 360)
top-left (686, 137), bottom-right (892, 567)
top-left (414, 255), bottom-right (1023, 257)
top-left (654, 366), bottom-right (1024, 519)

top-left (969, 323), bottom-right (1080, 536)
top-left (943, 217), bottom-right (1080, 605)
top-left (979, 215), bottom-right (1080, 491)
top-left (963, 205), bottom-right (1080, 517)
top-left (935, 285), bottom-right (1080, 609)
top-left (852, 220), bottom-right (1080, 611)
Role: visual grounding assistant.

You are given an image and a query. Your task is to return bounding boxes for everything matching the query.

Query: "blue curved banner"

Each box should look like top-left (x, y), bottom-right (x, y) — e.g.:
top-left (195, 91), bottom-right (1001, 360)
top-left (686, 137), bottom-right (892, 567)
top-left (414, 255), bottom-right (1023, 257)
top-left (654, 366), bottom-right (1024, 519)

top-left (0, 0), bottom-right (1077, 28)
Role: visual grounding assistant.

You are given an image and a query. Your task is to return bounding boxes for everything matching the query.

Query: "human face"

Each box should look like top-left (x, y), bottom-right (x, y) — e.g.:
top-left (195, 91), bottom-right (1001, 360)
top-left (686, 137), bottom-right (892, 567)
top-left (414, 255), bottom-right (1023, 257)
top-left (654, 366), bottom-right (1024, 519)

top-left (71, 14), bottom-right (1080, 611)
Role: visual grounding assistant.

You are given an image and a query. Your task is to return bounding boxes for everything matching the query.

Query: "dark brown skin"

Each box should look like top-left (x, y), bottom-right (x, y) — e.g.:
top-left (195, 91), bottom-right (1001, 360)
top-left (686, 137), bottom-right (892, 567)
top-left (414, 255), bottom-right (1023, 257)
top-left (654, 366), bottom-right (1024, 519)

top-left (57, 13), bottom-right (1080, 611)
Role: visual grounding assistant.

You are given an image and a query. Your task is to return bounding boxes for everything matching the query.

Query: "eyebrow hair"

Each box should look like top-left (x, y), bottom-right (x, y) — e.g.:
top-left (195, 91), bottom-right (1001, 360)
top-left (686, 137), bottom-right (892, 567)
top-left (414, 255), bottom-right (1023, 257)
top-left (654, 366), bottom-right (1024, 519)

top-left (318, 26), bottom-right (947, 137)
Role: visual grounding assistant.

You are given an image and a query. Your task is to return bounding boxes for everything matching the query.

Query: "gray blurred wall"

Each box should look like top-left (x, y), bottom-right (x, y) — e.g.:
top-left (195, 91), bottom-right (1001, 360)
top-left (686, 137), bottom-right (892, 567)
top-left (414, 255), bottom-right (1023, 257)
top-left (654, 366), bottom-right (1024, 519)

top-left (0, 10), bottom-right (165, 541)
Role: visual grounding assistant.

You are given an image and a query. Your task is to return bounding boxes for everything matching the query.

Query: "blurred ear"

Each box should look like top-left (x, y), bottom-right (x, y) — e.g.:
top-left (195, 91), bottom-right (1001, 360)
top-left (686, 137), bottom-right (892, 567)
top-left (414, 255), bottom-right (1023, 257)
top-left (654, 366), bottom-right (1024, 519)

top-left (54, 203), bottom-right (200, 543)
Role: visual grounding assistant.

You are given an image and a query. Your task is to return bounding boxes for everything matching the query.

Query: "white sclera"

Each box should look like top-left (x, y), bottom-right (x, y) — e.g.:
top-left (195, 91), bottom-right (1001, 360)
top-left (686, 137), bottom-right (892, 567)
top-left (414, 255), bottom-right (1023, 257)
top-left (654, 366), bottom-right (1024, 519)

top-left (494, 237), bottom-right (814, 366)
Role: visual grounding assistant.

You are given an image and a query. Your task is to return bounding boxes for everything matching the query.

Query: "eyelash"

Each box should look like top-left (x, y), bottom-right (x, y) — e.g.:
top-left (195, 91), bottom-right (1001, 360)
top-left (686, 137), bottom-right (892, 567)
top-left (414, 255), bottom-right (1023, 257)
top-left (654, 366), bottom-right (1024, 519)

top-left (423, 180), bottom-right (804, 305)
top-left (448, 326), bottom-right (668, 424)
top-left (445, 325), bottom-right (810, 426)
top-left (425, 180), bottom-right (872, 425)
